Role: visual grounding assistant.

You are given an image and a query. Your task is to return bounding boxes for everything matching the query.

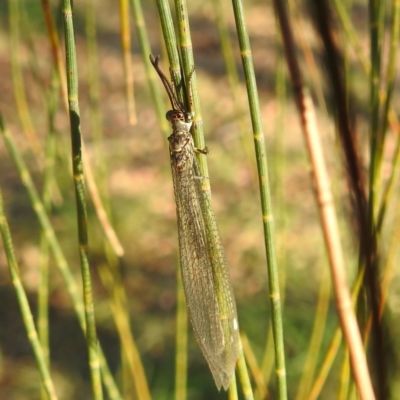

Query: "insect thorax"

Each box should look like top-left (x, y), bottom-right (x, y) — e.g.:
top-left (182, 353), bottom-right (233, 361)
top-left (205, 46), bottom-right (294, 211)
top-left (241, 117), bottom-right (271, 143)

top-left (168, 128), bottom-right (194, 172)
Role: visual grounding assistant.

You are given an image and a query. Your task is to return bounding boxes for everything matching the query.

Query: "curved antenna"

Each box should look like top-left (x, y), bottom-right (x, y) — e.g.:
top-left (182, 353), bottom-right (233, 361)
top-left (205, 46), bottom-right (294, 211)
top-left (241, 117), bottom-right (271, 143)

top-left (149, 55), bottom-right (185, 113)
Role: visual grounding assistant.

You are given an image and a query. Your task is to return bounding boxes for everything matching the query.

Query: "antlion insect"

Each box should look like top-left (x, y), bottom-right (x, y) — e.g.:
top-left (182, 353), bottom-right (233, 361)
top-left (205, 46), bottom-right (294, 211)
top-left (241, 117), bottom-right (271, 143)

top-left (149, 55), bottom-right (240, 390)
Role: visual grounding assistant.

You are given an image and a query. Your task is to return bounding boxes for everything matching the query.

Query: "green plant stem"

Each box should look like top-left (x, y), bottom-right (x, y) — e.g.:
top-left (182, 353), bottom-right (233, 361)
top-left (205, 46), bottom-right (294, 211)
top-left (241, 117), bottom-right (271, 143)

top-left (377, 191), bottom-right (400, 313)
top-left (155, 0), bottom-right (187, 110)
top-left (38, 71), bottom-right (59, 400)
top-left (338, 345), bottom-right (351, 400)
top-left (230, 0), bottom-right (287, 398)
top-left (376, 0), bottom-right (400, 230)
top-left (1, 107), bottom-right (122, 400)
top-left (61, 2), bottom-right (102, 398)
top-left (213, 0), bottom-right (257, 189)
top-left (367, 0), bottom-right (384, 236)
top-left (367, 1), bottom-right (387, 396)
top-left (367, 0), bottom-right (385, 244)
top-left (173, 0), bottom-right (208, 177)
top-left (236, 341), bottom-right (254, 400)
top-left (228, 374), bottom-right (238, 400)
top-left (175, 264), bottom-right (188, 400)
top-left (369, 0), bottom-right (385, 161)
top-left (257, 327), bottom-right (273, 400)
top-left (130, 0), bottom-right (168, 135)
top-left (256, 53), bottom-right (287, 400)
top-left (0, 170), bottom-right (58, 400)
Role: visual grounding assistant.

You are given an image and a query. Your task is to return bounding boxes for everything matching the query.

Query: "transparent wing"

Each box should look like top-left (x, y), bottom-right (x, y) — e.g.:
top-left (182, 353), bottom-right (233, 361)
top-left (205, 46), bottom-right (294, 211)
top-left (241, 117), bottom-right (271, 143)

top-left (171, 138), bottom-right (240, 390)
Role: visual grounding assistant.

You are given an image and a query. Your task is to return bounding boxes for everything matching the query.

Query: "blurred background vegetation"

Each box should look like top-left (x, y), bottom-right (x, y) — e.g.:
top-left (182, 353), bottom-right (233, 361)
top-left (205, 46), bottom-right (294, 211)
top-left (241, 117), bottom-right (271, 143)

top-left (0, 0), bottom-right (399, 399)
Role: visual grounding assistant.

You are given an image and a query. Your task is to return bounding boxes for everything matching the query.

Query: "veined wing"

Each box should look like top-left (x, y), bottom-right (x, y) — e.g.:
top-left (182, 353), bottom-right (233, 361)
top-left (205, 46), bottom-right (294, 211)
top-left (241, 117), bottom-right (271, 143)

top-left (171, 139), bottom-right (240, 390)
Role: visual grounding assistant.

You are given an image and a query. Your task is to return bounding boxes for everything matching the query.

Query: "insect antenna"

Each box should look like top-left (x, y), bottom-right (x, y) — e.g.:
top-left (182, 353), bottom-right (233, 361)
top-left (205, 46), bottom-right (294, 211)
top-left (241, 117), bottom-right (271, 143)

top-left (149, 54), bottom-right (185, 113)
